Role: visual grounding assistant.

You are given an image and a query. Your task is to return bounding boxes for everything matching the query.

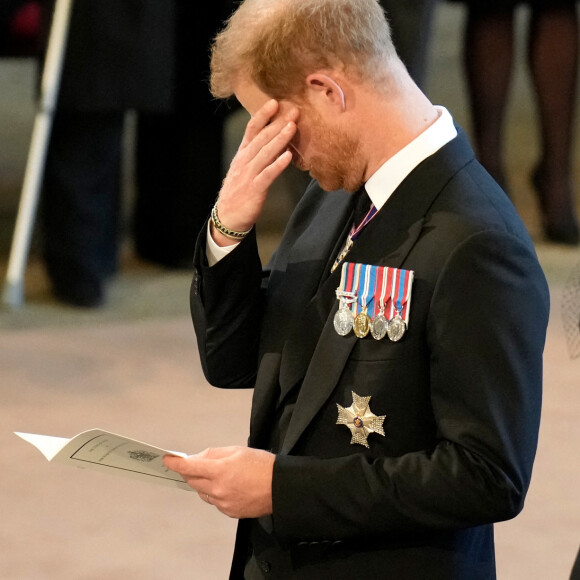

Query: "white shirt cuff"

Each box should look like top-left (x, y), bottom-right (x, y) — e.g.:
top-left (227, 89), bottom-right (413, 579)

top-left (205, 220), bottom-right (240, 266)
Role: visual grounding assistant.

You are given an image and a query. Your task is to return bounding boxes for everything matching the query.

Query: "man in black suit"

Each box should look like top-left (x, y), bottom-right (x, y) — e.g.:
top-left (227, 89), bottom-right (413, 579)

top-left (41, 0), bottom-right (175, 306)
top-left (164, 0), bottom-right (550, 577)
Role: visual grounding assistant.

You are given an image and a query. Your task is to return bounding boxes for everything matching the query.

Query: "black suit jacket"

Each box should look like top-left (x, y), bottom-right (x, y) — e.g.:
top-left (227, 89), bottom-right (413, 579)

top-left (190, 130), bottom-right (550, 579)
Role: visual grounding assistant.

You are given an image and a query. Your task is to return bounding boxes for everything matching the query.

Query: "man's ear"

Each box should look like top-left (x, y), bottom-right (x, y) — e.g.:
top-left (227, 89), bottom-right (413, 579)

top-left (305, 73), bottom-right (346, 111)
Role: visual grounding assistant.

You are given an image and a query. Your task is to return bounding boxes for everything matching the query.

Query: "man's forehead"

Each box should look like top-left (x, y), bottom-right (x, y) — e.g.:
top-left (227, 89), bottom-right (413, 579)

top-left (233, 78), bottom-right (271, 116)
top-left (233, 77), bottom-right (304, 116)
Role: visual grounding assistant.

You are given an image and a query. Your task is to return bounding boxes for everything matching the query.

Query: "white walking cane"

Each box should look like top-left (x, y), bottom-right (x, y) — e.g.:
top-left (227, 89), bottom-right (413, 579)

top-left (2, 0), bottom-right (73, 309)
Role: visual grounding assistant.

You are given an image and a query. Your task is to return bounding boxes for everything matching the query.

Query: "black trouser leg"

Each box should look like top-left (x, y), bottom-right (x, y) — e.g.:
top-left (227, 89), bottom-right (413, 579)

top-left (41, 109), bottom-right (124, 305)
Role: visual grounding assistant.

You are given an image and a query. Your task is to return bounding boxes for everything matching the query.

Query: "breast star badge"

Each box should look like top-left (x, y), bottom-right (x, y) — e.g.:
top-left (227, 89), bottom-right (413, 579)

top-left (336, 391), bottom-right (386, 448)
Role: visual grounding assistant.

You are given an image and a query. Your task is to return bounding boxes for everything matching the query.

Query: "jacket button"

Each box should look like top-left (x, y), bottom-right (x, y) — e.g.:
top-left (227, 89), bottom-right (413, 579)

top-left (258, 560), bottom-right (271, 573)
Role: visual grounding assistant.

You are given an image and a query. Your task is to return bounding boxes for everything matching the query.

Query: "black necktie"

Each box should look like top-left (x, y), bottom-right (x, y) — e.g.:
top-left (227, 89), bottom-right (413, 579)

top-left (352, 187), bottom-right (371, 226)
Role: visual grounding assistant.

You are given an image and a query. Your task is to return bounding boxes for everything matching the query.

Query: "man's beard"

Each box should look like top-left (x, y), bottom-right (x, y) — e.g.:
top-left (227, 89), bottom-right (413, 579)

top-left (294, 112), bottom-right (363, 193)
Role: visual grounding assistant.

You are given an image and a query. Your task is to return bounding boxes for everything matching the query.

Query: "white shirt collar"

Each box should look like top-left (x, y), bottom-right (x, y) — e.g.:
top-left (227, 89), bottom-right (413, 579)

top-left (365, 106), bottom-right (457, 211)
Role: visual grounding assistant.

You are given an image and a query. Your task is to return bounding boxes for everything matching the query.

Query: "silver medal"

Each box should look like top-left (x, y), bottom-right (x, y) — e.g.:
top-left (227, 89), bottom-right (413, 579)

top-left (334, 305), bottom-right (354, 336)
top-left (370, 312), bottom-right (388, 340)
top-left (334, 290), bottom-right (356, 336)
top-left (386, 313), bottom-right (407, 342)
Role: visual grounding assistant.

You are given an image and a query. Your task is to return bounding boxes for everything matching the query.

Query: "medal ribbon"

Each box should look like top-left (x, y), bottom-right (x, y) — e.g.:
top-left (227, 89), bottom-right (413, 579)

top-left (338, 262), bottom-right (355, 295)
top-left (351, 263), bottom-right (362, 316)
top-left (345, 262), bottom-right (356, 315)
top-left (400, 270), bottom-right (414, 323)
top-left (349, 204), bottom-right (377, 242)
top-left (357, 264), bottom-right (376, 316)
top-left (331, 202), bottom-right (378, 273)
top-left (389, 268), bottom-right (414, 323)
top-left (337, 262), bottom-right (357, 315)
top-left (372, 266), bottom-right (390, 318)
top-left (343, 263), bottom-right (411, 318)
top-left (385, 267), bottom-right (396, 319)
top-left (336, 263), bottom-right (415, 335)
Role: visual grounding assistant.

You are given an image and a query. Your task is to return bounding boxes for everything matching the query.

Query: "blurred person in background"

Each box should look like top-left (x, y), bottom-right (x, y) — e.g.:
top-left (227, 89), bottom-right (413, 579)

top-left (40, 0), bottom-right (234, 307)
top-left (449, 0), bottom-right (579, 245)
top-left (40, 0), bottom-right (175, 307)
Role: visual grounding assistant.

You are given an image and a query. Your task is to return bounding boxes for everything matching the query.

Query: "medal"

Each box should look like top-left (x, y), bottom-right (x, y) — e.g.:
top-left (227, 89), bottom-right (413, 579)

top-left (385, 268), bottom-right (414, 342)
top-left (353, 264), bottom-right (374, 338)
top-left (370, 308), bottom-right (388, 340)
top-left (334, 296), bottom-right (355, 336)
top-left (334, 305), bottom-right (354, 336)
top-left (386, 311), bottom-right (406, 342)
top-left (333, 263), bottom-right (357, 336)
top-left (336, 391), bottom-right (386, 448)
top-left (334, 262), bottom-right (415, 341)
top-left (369, 264), bottom-right (391, 340)
top-left (353, 308), bottom-right (370, 338)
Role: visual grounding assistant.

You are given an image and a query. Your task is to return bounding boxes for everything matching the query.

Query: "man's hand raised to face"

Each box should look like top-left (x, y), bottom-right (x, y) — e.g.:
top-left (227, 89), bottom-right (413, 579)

top-left (211, 99), bottom-right (299, 247)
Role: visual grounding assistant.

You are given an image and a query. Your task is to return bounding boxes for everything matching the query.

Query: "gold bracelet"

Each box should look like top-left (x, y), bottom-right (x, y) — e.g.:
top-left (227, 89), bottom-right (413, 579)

top-left (210, 203), bottom-right (253, 240)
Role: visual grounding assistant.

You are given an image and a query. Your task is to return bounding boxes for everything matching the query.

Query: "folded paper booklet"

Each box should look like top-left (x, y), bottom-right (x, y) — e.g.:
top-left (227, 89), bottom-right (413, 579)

top-left (15, 428), bottom-right (192, 491)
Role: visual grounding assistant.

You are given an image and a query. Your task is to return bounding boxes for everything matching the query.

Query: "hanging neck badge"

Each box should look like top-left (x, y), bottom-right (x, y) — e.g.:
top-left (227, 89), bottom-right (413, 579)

top-left (331, 203), bottom-right (378, 274)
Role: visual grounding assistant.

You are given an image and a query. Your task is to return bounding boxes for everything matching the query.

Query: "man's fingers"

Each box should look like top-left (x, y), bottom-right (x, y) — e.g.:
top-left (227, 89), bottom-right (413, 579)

top-left (253, 150), bottom-right (293, 191)
top-left (245, 121), bottom-right (296, 175)
top-left (163, 454), bottom-right (208, 479)
top-left (239, 117), bottom-right (296, 166)
top-left (163, 448), bottom-right (226, 478)
top-left (240, 99), bottom-right (299, 152)
top-left (216, 99), bottom-right (299, 231)
top-left (219, 120), bottom-right (296, 226)
top-left (200, 446), bottom-right (239, 459)
top-left (240, 99), bottom-right (279, 145)
top-left (198, 491), bottom-right (212, 504)
top-left (163, 454), bottom-right (184, 471)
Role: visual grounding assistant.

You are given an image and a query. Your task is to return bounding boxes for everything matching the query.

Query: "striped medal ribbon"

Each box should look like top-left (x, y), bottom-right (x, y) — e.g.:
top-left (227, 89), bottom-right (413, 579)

top-left (369, 265), bottom-right (392, 340)
top-left (334, 262), bottom-right (415, 341)
top-left (353, 264), bottom-right (376, 338)
top-left (386, 268), bottom-right (414, 342)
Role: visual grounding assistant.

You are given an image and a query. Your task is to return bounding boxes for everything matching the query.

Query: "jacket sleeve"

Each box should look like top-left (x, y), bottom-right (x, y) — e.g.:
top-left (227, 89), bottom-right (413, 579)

top-left (271, 230), bottom-right (550, 542)
top-left (190, 228), bottom-right (266, 389)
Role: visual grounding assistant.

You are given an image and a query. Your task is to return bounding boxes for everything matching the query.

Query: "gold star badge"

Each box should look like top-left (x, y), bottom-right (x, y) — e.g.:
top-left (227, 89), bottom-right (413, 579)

top-left (336, 391), bottom-right (386, 448)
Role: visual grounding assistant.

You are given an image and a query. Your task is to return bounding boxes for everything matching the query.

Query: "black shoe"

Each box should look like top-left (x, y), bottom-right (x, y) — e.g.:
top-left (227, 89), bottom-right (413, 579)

top-left (531, 167), bottom-right (580, 246)
top-left (545, 222), bottom-right (580, 245)
top-left (53, 279), bottom-right (105, 308)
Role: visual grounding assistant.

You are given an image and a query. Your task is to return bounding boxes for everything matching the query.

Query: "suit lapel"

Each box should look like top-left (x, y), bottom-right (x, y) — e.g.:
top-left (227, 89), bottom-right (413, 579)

top-left (276, 188), bottom-right (377, 399)
top-left (277, 248), bottom-right (347, 401)
top-left (279, 130), bottom-right (476, 454)
top-left (249, 188), bottom-right (355, 447)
